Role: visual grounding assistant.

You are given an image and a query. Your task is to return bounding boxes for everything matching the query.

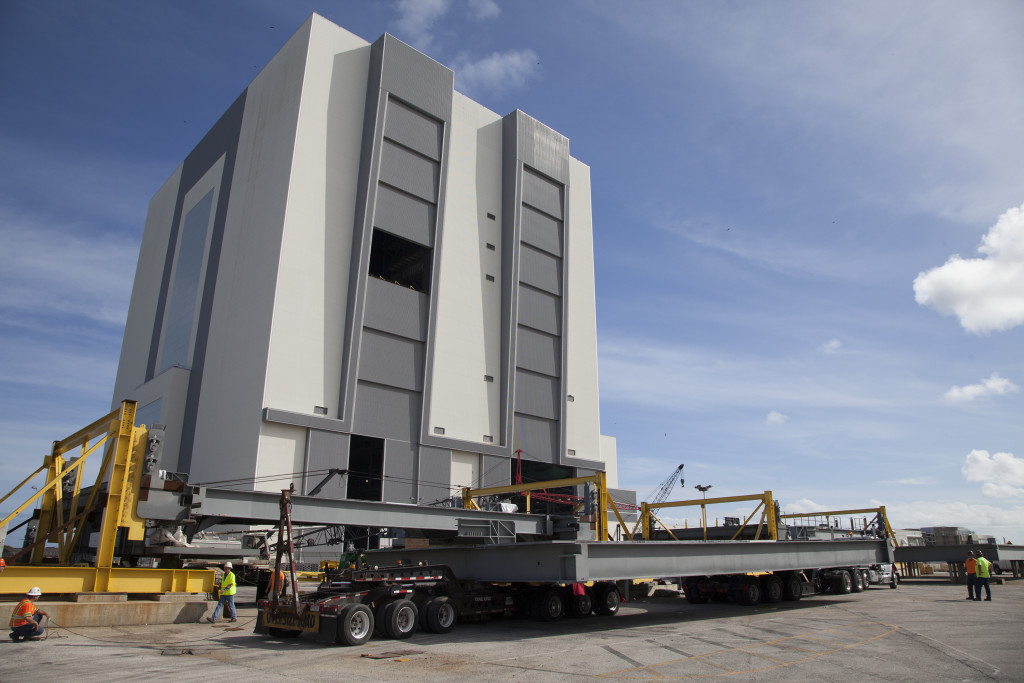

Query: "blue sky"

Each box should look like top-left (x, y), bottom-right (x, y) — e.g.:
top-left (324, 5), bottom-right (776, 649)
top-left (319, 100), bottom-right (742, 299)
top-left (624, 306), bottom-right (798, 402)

top-left (2, 0), bottom-right (1023, 542)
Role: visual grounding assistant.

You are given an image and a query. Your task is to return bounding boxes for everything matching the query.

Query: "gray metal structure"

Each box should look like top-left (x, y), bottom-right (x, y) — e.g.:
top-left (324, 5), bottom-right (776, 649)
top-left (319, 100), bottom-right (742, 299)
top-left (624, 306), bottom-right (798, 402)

top-left (895, 543), bottom-right (1024, 566)
top-left (365, 538), bottom-right (894, 583)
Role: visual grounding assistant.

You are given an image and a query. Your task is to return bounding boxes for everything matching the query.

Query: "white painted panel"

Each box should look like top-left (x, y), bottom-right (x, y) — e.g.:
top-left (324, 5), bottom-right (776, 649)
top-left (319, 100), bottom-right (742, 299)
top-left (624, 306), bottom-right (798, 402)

top-left (563, 159), bottom-right (603, 466)
top-left (425, 94), bottom-right (503, 445)
top-left (256, 422), bottom-right (307, 492)
top-left (450, 450), bottom-right (480, 492)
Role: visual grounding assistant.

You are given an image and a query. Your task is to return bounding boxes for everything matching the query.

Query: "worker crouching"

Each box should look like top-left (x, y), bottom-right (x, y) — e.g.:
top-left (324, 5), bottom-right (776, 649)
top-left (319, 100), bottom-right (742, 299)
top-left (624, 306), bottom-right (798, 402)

top-left (9, 587), bottom-right (49, 642)
top-left (206, 561), bottom-right (238, 623)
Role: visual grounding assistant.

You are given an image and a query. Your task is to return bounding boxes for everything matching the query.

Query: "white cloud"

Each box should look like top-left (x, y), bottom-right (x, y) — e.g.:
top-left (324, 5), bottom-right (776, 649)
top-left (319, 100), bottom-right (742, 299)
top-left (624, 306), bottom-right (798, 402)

top-left (0, 211), bottom-right (136, 325)
top-left (454, 49), bottom-right (540, 96)
top-left (944, 372), bottom-right (1019, 403)
top-left (467, 0), bottom-right (500, 20)
top-left (982, 483), bottom-right (1024, 498)
top-left (781, 498), bottom-right (825, 514)
top-left (394, 0), bottom-right (450, 52)
top-left (914, 202), bottom-right (1024, 334)
top-left (765, 410), bottom-right (788, 425)
top-left (820, 338), bottom-right (842, 355)
top-left (962, 450), bottom-right (1024, 490)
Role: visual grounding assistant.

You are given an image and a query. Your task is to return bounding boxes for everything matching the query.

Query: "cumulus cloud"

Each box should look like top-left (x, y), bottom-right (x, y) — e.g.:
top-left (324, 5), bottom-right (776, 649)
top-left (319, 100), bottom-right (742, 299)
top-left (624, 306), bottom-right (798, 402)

top-left (944, 372), bottom-right (1019, 403)
top-left (765, 410), bottom-right (788, 425)
top-left (914, 202), bottom-right (1024, 333)
top-left (454, 49), bottom-right (540, 95)
top-left (781, 498), bottom-right (825, 514)
top-left (820, 338), bottom-right (842, 354)
top-left (394, 0), bottom-right (450, 52)
top-left (963, 450), bottom-right (1024, 499)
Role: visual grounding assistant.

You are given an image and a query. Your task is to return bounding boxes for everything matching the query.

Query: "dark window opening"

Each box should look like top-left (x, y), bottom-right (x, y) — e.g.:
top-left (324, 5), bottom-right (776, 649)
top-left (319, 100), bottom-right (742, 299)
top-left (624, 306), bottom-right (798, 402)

top-left (515, 459), bottom-right (576, 516)
top-left (347, 435), bottom-right (384, 501)
top-left (368, 230), bottom-right (431, 293)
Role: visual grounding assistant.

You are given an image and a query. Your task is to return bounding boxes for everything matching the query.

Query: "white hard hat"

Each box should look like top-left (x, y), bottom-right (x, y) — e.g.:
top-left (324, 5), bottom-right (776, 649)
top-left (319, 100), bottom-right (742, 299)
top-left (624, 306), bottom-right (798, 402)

top-left (223, 561), bottom-right (233, 568)
top-left (27, 587), bottom-right (42, 597)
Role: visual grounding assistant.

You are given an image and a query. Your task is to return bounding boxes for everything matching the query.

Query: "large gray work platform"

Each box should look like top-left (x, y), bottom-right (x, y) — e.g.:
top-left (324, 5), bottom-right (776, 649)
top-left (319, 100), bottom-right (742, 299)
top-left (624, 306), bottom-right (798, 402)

top-left (366, 538), bottom-right (893, 583)
top-left (894, 544), bottom-right (1024, 564)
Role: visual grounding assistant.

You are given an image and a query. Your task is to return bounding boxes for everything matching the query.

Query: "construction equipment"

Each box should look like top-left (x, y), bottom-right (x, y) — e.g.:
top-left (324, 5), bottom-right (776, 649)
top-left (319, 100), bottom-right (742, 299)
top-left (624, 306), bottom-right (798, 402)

top-left (644, 463), bottom-right (685, 505)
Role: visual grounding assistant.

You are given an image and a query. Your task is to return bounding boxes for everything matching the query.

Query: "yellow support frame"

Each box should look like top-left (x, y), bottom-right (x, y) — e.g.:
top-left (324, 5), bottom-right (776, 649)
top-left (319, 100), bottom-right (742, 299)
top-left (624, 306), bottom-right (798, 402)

top-left (779, 506), bottom-right (897, 550)
top-left (639, 491), bottom-right (777, 541)
top-left (463, 471), bottom-right (630, 542)
top-left (0, 401), bottom-right (215, 595)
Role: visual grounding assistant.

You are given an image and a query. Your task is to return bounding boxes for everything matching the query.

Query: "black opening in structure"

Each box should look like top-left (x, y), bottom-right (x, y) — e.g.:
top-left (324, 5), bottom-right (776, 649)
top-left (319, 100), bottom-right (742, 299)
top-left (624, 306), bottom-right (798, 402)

top-left (347, 434), bottom-right (384, 502)
top-left (368, 229), bottom-right (431, 293)
top-left (515, 459), bottom-right (576, 516)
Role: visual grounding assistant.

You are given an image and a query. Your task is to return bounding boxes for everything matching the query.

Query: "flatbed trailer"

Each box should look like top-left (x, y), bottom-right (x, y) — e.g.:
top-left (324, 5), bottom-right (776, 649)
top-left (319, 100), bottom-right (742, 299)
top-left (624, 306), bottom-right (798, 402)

top-left (256, 536), bottom-right (896, 646)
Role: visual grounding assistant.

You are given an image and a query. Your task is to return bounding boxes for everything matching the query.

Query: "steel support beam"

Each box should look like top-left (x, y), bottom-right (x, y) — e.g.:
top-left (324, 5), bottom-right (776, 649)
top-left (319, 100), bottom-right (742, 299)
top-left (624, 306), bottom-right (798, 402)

top-left (365, 538), bottom-right (893, 583)
top-left (895, 544), bottom-right (1024, 564)
top-left (190, 486), bottom-right (552, 537)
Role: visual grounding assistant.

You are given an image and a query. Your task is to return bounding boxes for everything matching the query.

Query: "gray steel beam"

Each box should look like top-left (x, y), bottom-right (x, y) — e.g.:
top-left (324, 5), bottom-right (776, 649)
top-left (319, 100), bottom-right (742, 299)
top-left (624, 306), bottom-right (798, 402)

top-left (190, 486), bottom-right (551, 536)
top-left (365, 539), bottom-right (893, 583)
top-left (895, 544), bottom-right (1024, 563)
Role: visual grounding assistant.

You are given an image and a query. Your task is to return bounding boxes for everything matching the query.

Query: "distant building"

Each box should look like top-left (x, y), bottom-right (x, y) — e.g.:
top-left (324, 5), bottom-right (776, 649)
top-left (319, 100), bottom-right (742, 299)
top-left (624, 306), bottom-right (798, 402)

top-left (112, 14), bottom-right (619, 508)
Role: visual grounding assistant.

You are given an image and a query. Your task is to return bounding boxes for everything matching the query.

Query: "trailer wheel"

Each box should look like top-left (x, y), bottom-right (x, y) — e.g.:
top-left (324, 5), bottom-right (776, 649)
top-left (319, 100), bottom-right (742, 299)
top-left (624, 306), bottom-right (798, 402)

top-left (831, 570), bottom-right (853, 594)
top-left (860, 569), bottom-right (871, 590)
top-left (421, 596), bottom-right (458, 633)
top-left (850, 569), bottom-right (865, 593)
top-left (782, 573), bottom-right (803, 601)
top-left (890, 572), bottom-right (899, 589)
top-left (335, 604), bottom-right (374, 646)
top-left (382, 599), bottom-right (418, 639)
top-left (567, 590), bottom-right (593, 618)
top-left (761, 575), bottom-right (783, 603)
top-left (736, 577), bottom-right (762, 606)
top-left (684, 578), bottom-right (709, 604)
top-left (533, 588), bottom-right (566, 621)
top-left (593, 583), bottom-right (620, 616)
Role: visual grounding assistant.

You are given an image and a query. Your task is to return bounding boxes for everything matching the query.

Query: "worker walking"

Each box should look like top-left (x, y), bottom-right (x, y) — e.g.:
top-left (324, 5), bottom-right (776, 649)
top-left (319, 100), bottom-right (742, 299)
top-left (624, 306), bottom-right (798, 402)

top-left (964, 551), bottom-right (977, 600)
top-left (206, 561), bottom-right (238, 623)
top-left (9, 587), bottom-right (50, 641)
top-left (974, 553), bottom-right (992, 601)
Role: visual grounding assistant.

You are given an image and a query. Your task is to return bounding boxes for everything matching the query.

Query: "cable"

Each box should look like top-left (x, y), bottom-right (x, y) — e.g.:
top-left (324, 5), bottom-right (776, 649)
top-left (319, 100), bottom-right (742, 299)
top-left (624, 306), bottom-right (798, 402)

top-left (43, 615), bottom-right (259, 647)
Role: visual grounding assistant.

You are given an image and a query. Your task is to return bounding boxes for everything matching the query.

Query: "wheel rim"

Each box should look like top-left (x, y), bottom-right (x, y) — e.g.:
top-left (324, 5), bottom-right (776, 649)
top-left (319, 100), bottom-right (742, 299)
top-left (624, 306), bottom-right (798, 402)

top-left (604, 590), bottom-right (618, 612)
top-left (348, 610), bottom-right (370, 639)
top-left (546, 594), bottom-right (563, 618)
top-left (396, 605), bottom-right (415, 633)
top-left (437, 602), bottom-right (455, 628)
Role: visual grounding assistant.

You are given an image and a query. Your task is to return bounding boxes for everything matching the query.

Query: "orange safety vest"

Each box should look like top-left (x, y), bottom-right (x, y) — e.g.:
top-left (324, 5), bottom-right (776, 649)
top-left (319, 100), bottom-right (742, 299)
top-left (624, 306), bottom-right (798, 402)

top-left (10, 599), bottom-right (35, 628)
top-left (965, 557), bottom-right (977, 574)
top-left (268, 570), bottom-right (285, 591)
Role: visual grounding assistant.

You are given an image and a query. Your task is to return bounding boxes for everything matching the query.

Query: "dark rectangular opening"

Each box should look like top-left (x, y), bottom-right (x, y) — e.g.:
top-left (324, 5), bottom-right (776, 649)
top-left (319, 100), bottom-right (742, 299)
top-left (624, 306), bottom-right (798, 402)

top-left (347, 435), bottom-right (384, 501)
top-left (515, 459), bottom-right (576, 516)
top-left (368, 229), bottom-right (431, 293)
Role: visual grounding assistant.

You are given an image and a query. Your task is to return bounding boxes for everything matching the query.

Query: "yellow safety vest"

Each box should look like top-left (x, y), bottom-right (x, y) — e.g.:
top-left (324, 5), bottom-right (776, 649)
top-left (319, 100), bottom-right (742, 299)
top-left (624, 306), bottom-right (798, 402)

top-left (220, 570), bottom-right (237, 596)
top-left (976, 557), bottom-right (991, 579)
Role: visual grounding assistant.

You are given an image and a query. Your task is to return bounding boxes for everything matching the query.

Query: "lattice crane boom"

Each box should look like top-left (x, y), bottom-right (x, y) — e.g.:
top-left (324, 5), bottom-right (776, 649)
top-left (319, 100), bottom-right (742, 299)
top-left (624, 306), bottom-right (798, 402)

top-left (646, 463), bottom-right (685, 505)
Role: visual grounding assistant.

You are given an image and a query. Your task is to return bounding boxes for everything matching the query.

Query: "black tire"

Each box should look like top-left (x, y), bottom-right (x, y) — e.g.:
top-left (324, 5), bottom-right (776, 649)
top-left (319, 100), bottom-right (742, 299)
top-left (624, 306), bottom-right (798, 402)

top-left (761, 575), bottom-right (784, 603)
top-left (374, 600), bottom-right (391, 636)
top-left (890, 572), bottom-right (899, 589)
top-left (684, 579), bottom-right (709, 604)
top-left (782, 573), bottom-right (803, 601)
top-left (850, 569), bottom-right (865, 593)
top-left (335, 604), bottom-right (374, 646)
top-left (382, 599), bottom-right (418, 639)
top-left (992, 564), bottom-right (1003, 576)
top-left (831, 570), bottom-right (853, 594)
top-left (533, 588), bottom-right (566, 621)
top-left (567, 590), bottom-right (593, 618)
top-left (593, 583), bottom-right (621, 616)
top-left (422, 596), bottom-right (458, 634)
top-left (737, 577), bottom-right (762, 606)
top-left (860, 570), bottom-right (871, 590)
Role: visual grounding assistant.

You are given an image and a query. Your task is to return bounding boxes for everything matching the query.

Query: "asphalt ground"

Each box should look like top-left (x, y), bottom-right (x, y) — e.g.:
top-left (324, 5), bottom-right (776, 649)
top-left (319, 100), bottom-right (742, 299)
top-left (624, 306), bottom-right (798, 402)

top-left (2, 578), bottom-right (1020, 681)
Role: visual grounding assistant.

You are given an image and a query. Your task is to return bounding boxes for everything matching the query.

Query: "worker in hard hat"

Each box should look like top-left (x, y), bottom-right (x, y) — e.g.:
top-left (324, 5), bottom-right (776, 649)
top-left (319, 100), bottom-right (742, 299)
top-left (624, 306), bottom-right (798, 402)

top-left (206, 561), bottom-right (238, 623)
top-left (9, 587), bottom-right (50, 641)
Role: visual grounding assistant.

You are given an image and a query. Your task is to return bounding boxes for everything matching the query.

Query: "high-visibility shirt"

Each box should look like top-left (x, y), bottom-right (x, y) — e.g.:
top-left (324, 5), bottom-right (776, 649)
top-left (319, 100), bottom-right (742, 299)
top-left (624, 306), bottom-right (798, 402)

top-left (268, 570), bottom-right (285, 592)
top-left (976, 557), bottom-right (991, 578)
top-left (965, 557), bottom-right (977, 574)
top-left (220, 570), bottom-right (237, 596)
top-left (10, 599), bottom-right (35, 628)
